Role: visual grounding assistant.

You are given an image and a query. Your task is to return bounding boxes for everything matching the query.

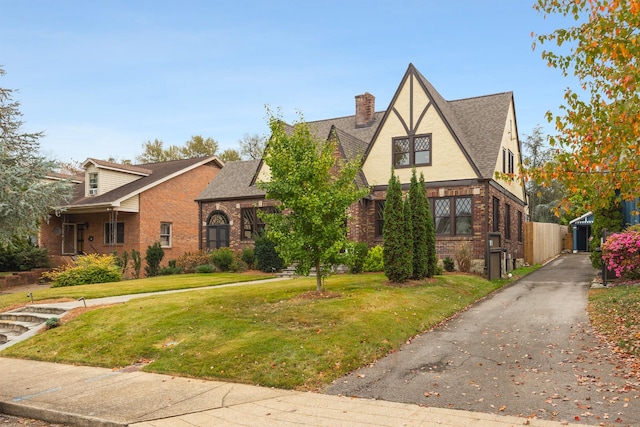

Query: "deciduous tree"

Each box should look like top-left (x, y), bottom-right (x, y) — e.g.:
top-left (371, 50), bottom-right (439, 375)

top-left (136, 135), bottom-right (220, 163)
top-left (258, 110), bottom-right (368, 292)
top-left (532, 0), bottom-right (640, 211)
top-left (219, 148), bottom-right (241, 162)
top-left (0, 67), bottom-right (73, 245)
top-left (181, 135), bottom-right (219, 159)
top-left (239, 133), bottom-right (266, 159)
top-left (522, 125), bottom-right (565, 222)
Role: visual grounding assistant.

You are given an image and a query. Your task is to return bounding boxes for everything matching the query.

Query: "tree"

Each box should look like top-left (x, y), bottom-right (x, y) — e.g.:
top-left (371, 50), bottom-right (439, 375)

top-left (180, 135), bottom-right (219, 159)
top-left (383, 171), bottom-right (412, 283)
top-left (144, 242), bottom-right (164, 277)
top-left (408, 169), bottom-right (427, 279)
top-left (532, 0), bottom-right (640, 212)
top-left (0, 67), bottom-right (73, 245)
top-left (420, 173), bottom-right (438, 277)
top-left (219, 148), bottom-right (241, 162)
top-left (136, 135), bottom-right (219, 163)
top-left (258, 110), bottom-right (368, 292)
top-left (239, 133), bottom-right (266, 159)
top-left (522, 126), bottom-right (565, 223)
top-left (136, 139), bottom-right (180, 163)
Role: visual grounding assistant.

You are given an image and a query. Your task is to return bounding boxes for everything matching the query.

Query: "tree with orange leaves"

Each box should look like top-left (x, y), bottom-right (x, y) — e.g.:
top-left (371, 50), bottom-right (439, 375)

top-left (532, 0), bottom-right (640, 212)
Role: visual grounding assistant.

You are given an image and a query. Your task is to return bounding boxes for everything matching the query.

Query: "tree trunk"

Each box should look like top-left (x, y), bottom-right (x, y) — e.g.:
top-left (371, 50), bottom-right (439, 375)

top-left (315, 258), bottom-right (323, 292)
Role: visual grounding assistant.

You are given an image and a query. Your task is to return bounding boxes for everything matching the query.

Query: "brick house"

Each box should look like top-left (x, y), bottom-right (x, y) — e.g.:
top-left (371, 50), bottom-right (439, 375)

top-left (41, 156), bottom-right (223, 270)
top-left (197, 64), bottom-right (526, 273)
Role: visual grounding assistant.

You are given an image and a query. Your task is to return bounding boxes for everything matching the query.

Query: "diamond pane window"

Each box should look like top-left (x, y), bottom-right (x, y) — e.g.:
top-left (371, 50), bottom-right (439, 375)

top-left (434, 199), bottom-right (451, 234)
top-left (433, 197), bottom-right (473, 236)
top-left (394, 138), bottom-right (410, 167)
top-left (455, 198), bottom-right (472, 235)
top-left (392, 134), bottom-right (432, 167)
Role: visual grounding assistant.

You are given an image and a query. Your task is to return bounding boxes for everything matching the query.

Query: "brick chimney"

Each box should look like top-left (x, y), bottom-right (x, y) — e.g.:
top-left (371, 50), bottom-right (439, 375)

top-left (355, 92), bottom-right (375, 128)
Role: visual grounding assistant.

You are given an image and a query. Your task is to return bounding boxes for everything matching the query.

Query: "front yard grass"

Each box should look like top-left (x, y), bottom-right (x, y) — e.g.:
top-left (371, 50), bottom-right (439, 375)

top-left (1, 270), bottom-right (527, 391)
top-left (589, 284), bottom-right (640, 357)
top-left (0, 272), bottom-right (273, 311)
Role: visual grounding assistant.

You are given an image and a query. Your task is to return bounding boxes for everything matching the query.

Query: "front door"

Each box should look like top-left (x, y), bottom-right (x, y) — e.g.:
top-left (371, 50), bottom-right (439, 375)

top-left (206, 211), bottom-right (230, 249)
top-left (62, 223), bottom-right (77, 255)
top-left (207, 225), bottom-right (230, 249)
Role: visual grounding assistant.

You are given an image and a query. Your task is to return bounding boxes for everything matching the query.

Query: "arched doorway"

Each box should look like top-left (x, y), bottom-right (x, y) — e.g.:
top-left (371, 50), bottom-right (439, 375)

top-left (206, 211), bottom-right (230, 249)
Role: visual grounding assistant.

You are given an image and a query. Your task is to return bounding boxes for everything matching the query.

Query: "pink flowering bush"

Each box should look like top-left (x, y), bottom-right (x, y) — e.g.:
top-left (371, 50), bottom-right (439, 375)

top-left (601, 230), bottom-right (640, 279)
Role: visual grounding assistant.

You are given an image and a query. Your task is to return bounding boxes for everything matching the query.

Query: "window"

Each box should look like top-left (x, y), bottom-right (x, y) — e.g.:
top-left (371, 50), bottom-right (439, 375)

top-left (393, 134), bottom-right (431, 168)
top-left (502, 148), bottom-right (506, 173)
top-left (375, 201), bottom-right (385, 236)
top-left (508, 150), bottom-right (514, 174)
top-left (207, 211), bottom-right (230, 249)
top-left (160, 222), bottom-right (172, 247)
top-left (89, 173), bottom-right (98, 196)
top-left (455, 198), bottom-right (472, 235)
top-left (104, 222), bottom-right (124, 244)
top-left (492, 197), bottom-right (500, 232)
top-left (505, 204), bottom-right (511, 240)
top-left (433, 197), bottom-right (472, 236)
top-left (517, 211), bottom-right (523, 242)
top-left (241, 207), bottom-right (275, 240)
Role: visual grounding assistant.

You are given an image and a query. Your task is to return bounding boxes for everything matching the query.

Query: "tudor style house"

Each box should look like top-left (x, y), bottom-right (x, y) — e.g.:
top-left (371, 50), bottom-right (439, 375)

top-left (41, 156), bottom-right (223, 269)
top-left (197, 64), bottom-right (526, 272)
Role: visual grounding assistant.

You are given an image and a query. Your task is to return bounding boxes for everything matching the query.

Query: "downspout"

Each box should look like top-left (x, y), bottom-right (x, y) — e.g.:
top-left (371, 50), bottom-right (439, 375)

top-left (198, 203), bottom-right (203, 251)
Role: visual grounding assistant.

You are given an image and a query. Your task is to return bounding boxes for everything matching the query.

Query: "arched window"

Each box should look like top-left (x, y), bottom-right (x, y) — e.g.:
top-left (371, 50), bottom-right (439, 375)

top-left (206, 211), bottom-right (230, 249)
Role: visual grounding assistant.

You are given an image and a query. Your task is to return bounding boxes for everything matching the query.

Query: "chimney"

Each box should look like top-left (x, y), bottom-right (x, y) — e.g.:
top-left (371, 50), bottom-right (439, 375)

top-left (355, 92), bottom-right (375, 128)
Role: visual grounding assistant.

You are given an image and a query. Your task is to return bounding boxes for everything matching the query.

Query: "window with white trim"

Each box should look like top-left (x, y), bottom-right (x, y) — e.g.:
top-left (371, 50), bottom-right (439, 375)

top-left (160, 222), bottom-right (172, 248)
top-left (89, 173), bottom-right (98, 196)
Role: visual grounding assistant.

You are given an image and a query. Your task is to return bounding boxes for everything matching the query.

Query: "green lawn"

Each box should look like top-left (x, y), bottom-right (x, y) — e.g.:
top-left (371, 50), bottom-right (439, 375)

top-left (1, 269), bottom-right (535, 391)
top-left (0, 272), bottom-right (273, 311)
top-left (589, 284), bottom-right (640, 357)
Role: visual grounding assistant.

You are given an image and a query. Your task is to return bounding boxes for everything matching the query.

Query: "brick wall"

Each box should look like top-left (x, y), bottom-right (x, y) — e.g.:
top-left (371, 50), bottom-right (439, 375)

top-left (40, 163), bottom-right (219, 275)
top-left (200, 198), bottom-right (279, 251)
top-left (352, 182), bottom-right (526, 273)
top-left (140, 163), bottom-right (219, 266)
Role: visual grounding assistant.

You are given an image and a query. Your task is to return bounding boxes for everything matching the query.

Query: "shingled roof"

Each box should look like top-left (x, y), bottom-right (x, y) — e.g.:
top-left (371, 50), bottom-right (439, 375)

top-left (197, 159), bottom-right (264, 201)
top-left (199, 64), bottom-right (517, 201)
top-left (67, 156), bottom-right (222, 208)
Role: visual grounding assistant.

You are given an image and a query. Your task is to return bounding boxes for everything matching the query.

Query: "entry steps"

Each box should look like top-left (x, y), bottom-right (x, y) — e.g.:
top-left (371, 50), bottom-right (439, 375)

top-left (0, 306), bottom-right (66, 346)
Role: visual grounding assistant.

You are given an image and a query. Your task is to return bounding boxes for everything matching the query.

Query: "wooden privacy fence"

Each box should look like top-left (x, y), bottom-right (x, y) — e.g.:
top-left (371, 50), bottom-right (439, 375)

top-left (524, 222), bottom-right (569, 266)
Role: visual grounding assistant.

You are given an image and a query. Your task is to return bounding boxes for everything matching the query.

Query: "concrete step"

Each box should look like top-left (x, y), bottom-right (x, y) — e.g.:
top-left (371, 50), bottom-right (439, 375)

top-left (16, 306), bottom-right (66, 315)
top-left (0, 321), bottom-right (32, 334)
top-left (0, 305), bottom-right (68, 347)
top-left (0, 313), bottom-right (51, 323)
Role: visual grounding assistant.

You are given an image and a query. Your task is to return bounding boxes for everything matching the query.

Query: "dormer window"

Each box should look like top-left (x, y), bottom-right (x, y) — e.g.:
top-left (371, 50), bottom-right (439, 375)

top-left (89, 173), bottom-right (98, 196)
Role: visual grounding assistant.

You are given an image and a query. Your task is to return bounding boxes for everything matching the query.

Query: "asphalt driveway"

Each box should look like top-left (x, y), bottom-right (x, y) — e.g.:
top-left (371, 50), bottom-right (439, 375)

top-left (325, 253), bottom-right (640, 426)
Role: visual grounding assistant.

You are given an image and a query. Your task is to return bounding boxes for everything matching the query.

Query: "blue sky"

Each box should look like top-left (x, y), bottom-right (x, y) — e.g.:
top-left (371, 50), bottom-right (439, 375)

top-left (1, 0), bottom-right (576, 164)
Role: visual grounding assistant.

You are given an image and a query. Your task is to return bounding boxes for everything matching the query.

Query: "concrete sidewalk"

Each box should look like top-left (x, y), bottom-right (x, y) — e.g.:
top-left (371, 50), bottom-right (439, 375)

top-left (0, 357), bottom-right (583, 427)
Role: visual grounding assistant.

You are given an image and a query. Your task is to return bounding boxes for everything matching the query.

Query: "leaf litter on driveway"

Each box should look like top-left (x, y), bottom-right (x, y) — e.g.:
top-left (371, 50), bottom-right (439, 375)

top-left (325, 255), bottom-right (640, 426)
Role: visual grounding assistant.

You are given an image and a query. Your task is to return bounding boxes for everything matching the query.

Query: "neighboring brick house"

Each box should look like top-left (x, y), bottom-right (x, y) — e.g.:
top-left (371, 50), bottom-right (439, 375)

top-left (41, 156), bottom-right (223, 270)
top-left (197, 64), bottom-right (526, 273)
